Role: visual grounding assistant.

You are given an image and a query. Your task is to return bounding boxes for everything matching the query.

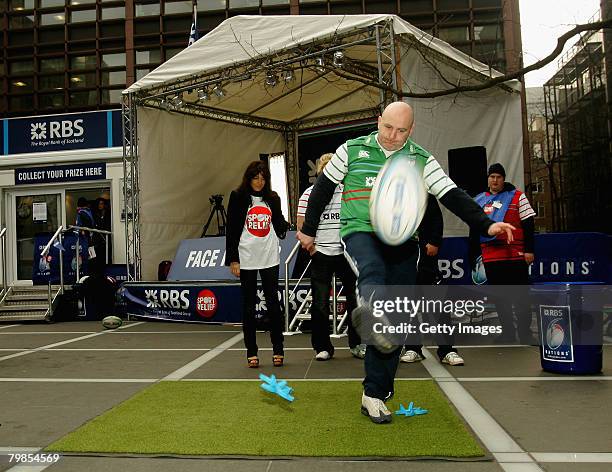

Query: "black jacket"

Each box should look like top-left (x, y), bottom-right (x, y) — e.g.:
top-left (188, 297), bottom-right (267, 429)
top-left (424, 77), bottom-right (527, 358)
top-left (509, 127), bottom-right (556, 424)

top-left (225, 190), bottom-right (289, 266)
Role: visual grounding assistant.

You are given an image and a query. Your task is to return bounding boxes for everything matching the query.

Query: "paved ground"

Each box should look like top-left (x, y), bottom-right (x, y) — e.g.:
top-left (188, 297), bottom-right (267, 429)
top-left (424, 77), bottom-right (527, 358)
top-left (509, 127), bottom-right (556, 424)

top-left (0, 320), bottom-right (611, 472)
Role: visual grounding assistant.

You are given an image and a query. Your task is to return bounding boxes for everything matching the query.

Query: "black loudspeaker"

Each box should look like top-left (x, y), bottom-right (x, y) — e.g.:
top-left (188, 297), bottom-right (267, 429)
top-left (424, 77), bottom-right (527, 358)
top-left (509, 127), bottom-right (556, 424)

top-left (448, 146), bottom-right (488, 197)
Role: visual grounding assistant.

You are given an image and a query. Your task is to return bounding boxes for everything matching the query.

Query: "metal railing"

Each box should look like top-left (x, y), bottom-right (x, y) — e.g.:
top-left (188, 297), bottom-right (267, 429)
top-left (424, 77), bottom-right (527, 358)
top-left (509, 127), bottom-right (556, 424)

top-left (68, 225), bottom-right (112, 281)
top-left (0, 227), bottom-right (6, 300)
top-left (283, 241), bottom-right (346, 336)
top-left (0, 227), bottom-right (8, 302)
top-left (41, 225), bottom-right (65, 294)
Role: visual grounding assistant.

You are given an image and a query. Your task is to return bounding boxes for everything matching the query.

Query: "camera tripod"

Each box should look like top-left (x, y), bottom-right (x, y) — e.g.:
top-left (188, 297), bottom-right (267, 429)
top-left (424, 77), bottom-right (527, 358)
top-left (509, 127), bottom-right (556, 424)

top-left (201, 195), bottom-right (228, 237)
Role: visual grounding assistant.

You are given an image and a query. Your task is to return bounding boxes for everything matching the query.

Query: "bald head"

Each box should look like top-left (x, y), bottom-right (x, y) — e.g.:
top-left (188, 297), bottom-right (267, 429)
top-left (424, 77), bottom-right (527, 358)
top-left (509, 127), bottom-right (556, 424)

top-left (377, 101), bottom-right (414, 152)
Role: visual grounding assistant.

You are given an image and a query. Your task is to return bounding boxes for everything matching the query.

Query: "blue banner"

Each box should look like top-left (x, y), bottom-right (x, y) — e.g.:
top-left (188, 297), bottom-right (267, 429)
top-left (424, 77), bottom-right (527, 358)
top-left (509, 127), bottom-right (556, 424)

top-left (438, 232), bottom-right (611, 285)
top-left (167, 232), bottom-right (611, 285)
top-left (118, 281), bottom-right (312, 324)
top-left (15, 162), bottom-right (106, 185)
top-left (167, 231), bottom-right (300, 281)
top-left (2, 110), bottom-right (121, 155)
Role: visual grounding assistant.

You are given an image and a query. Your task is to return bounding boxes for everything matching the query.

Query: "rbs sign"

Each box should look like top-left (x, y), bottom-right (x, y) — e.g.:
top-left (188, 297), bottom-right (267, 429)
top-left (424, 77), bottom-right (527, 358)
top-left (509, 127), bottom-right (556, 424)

top-left (4, 110), bottom-right (121, 155)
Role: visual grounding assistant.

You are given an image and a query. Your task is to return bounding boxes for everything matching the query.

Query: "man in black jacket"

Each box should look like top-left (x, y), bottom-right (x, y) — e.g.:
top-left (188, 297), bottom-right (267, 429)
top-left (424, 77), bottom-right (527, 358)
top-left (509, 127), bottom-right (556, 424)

top-left (401, 195), bottom-right (464, 366)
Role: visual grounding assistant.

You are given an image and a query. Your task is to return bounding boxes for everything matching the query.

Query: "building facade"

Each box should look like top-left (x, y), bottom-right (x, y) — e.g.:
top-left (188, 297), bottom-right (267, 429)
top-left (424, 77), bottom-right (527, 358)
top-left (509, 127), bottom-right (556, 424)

top-left (2, 0), bottom-right (523, 116)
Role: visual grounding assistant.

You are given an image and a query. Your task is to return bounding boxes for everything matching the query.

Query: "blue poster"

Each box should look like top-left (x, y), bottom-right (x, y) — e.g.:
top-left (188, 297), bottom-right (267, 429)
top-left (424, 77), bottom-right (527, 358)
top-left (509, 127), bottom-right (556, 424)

top-left (540, 305), bottom-right (574, 362)
top-left (32, 233), bottom-right (91, 285)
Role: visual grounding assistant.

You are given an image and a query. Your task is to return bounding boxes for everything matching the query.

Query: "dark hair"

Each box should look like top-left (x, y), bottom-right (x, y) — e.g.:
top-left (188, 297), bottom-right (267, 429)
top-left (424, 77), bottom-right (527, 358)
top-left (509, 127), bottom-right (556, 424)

top-left (77, 197), bottom-right (89, 207)
top-left (237, 160), bottom-right (275, 202)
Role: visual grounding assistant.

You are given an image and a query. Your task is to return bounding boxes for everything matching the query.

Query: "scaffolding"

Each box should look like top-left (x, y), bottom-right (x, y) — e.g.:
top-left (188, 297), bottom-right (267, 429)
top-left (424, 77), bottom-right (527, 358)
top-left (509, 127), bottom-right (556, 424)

top-left (544, 21), bottom-right (612, 233)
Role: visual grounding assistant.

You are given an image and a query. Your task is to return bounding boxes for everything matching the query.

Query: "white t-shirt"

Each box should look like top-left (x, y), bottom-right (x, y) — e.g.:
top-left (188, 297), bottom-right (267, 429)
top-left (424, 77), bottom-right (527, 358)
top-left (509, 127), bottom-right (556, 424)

top-left (238, 196), bottom-right (280, 270)
top-left (297, 184), bottom-right (343, 256)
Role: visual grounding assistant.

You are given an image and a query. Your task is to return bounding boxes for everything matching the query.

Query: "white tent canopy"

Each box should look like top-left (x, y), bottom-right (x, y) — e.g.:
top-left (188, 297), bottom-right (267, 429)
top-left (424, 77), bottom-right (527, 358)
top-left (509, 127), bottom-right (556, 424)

top-left (123, 14), bottom-right (523, 280)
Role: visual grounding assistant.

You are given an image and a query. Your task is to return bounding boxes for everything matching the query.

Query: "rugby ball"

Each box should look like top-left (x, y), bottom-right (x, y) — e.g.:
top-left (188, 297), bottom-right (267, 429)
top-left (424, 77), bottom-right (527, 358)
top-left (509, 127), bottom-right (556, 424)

top-left (102, 315), bottom-right (123, 329)
top-left (369, 155), bottom-right (428, 246)
top-left (471, 256), bottom-right (487, 285)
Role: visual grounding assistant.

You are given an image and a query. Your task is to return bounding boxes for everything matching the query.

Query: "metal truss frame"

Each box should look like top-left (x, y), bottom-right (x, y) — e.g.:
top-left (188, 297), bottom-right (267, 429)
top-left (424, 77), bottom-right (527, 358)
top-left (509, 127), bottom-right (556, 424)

top-left (122, 94), bottom-right (141, 281)
top-left (122, 19), bottom-right (399, 280)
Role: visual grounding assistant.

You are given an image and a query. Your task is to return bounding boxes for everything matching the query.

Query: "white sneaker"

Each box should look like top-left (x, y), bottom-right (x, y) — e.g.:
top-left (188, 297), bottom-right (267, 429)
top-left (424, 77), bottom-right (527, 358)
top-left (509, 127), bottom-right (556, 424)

top-left (349, 344), bottom-right (367, 359)
top-left (400, 349), bottom-right (423, 363)
top-left (360, 393), bottom-right (392, 424)
top-left (315, 350), bottom-right (332, 361)
top-left (441, 352), bottom-right (464, 366)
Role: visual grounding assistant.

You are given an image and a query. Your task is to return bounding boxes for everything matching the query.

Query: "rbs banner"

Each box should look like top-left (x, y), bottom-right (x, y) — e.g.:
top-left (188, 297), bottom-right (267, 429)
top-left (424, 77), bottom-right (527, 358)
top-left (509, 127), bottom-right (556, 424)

top-left (2, 110), bottom-right (122, 155)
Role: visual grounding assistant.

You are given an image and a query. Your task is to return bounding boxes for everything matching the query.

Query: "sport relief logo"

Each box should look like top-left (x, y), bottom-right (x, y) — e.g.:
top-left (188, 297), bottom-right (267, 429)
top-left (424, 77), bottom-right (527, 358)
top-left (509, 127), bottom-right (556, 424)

top-left (246, 205), bottom-right (272, 237)
top-left (196, 289), bottom-right (218, 319)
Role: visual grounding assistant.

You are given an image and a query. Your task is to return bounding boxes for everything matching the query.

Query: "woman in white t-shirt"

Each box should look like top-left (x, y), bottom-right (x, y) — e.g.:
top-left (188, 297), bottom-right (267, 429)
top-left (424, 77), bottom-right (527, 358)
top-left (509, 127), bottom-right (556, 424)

top-left (225, 161), bottom-right (289, 368)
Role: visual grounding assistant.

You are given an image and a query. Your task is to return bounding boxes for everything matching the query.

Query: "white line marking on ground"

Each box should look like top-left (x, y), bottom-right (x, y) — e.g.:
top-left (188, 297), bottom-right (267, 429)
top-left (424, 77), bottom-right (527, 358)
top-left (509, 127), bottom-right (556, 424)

top-left (0, 324), bottom-right (21, 330)
top-left (182, 377), bottom-right (431, 382)
top-left (0, 321), bottom-right (149, 362)
top-left (457, 376), bottom-right (612, 382)
top-left (162, 333), bottom-right (244, 380)
top-left (531, 453), bottom-right (612, 462)
top-left (0, 448), bottom-right (40, 453)
top-left (0, 332), bottom-right (111, 362)
top-left (0, 378), bottom-right (156, 383)
top-left (421, 348), bottom-right (544, 471)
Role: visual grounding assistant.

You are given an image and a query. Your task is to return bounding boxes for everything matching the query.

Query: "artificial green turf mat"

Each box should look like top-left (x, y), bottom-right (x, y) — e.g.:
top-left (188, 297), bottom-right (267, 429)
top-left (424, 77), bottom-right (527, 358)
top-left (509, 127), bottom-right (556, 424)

top-left (46, 380), bottom-right (484, 458)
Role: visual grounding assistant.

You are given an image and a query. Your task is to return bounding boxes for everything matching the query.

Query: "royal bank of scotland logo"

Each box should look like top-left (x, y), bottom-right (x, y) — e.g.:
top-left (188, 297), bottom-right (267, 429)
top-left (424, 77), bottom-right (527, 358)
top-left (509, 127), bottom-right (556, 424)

top-left (31, 123), bottom-right (47, 140)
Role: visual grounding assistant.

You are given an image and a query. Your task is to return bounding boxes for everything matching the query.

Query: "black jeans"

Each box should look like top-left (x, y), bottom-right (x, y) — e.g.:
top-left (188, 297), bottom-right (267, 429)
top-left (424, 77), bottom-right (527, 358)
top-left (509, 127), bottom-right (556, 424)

top-left (404, 251), bottom-right (457, 360)
top-left (344, 232), bottom-right (418, 401)
top-left (310, 252), bottom-right (360, 354)
top-left (484, 259), bottom-right (533, 342)
top-left (239, 265), bottom-right (284, 358)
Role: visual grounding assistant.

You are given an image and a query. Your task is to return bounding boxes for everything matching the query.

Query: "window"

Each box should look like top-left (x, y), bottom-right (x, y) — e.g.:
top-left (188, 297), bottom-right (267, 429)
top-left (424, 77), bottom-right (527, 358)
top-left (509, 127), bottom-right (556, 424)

top-left (71, 8), bottom-right (96, 23)
top-left (40, 57), bottom-right (65, 72)
top-left (9, 14), bottom-right (35, 28)
top-left (70, 0), bottom-right (95, 4)
top-left (136, 49), bottom-right (161, 65)
top-left (39, 74), bottom-right (65, 89)
top-left (536, 201), bottom-right (545, 218)
top-left (135, 3), bottom-right (159, 16)
top-left (70, 72), bottom-right (96, 87)
top-left (70, 90), bottom-right (98, 106)
top-left (101, 6), bottom-right (124, 20)
top-left (136, 68), bottom-right (151, 80)
top-left (201, 0), bottom-right (225, 10)
top-left (71, 55), bottom-right (97, 69)
top-left (101, 52), bottom-right (125, 67)
top-left (40, 0), bottom-right (66, 7)
top-left (229, 0), bottom-right (259, 8)
top-left (9, 60), bottom-right (34, 74)
top-left (40, 12), bottom-right (66, 25)
top-left (101, 88), bottom-right (123, 104)
top-left (263, 0), bottom-right (289, 4)
top-left (532, 143), bottom-right (543, 160)
top-left (101, 70), bottom-right (126, 86)
top-left (438, 26), bottom-right (469, 43)
top-left (9, 0), bottom-right (35, 10)
top-left (165, 1), bottom-right (192, 15)
top-left (10, 94), bottom-right (34, 110)
top-left (10, 78), bottom-right (33, 92)
top-left (39, 92), bottom-right (65, 108)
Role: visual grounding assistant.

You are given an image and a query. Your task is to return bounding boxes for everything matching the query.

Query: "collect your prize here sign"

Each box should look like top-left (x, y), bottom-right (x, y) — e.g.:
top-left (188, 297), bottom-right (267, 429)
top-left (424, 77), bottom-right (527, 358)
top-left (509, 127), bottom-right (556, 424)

top-left (15, 162), bottom-right (106, 185)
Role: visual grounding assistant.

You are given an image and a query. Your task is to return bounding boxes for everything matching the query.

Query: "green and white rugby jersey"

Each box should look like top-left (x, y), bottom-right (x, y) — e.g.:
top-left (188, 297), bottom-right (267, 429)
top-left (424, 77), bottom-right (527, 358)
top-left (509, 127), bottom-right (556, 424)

top-left (323, 131), bottom-right (457, 238)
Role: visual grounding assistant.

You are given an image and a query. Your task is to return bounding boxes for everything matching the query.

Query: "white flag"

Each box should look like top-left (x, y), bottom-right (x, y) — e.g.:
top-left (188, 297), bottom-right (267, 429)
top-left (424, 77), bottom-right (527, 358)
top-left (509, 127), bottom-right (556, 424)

top-left (188, 3), bottom-right (198, 47)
